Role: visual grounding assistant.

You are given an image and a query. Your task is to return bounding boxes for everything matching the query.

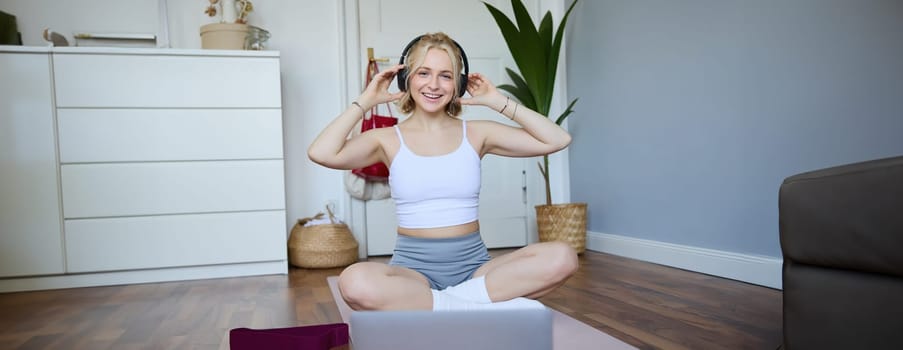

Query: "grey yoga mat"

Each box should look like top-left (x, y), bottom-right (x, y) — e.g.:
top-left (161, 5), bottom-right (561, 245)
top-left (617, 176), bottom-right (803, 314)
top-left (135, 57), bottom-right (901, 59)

top-left (326, 276), bottom-right (637, 350)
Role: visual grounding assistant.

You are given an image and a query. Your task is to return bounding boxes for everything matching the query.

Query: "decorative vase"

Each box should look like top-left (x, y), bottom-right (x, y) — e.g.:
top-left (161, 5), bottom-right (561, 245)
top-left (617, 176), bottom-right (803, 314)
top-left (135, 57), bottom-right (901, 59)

top-left (244, 25), bottom-right (270, 50)
top-left (200, 23), bottom-right (248, 50)
top-left (535, 203), bottom-right (587, 254)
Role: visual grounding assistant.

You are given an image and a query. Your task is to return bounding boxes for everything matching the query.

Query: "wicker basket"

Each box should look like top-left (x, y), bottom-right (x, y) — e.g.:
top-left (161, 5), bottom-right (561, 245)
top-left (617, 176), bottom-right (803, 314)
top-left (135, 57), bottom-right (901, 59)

top-left (535, 203), bottom-right (587, 254)
top-left (288, 208), bottom-right (359, 269)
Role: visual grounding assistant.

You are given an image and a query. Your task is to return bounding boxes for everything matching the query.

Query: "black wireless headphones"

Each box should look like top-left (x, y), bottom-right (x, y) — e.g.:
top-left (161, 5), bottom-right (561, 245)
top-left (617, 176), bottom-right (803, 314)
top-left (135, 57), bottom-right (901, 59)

top-left (396, 35), bottom-right (470, 97)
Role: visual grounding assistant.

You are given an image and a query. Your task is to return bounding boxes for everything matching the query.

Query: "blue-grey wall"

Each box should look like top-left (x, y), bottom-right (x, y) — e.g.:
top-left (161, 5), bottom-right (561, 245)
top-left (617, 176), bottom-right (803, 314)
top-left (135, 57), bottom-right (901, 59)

top-left (565, 0), bottom-right (903, 257)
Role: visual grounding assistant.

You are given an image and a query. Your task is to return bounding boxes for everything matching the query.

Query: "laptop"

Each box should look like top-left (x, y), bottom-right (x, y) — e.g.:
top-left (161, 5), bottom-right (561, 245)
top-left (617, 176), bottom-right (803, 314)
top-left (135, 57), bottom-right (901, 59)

top-left (350, 308), bottom-right (553, 350)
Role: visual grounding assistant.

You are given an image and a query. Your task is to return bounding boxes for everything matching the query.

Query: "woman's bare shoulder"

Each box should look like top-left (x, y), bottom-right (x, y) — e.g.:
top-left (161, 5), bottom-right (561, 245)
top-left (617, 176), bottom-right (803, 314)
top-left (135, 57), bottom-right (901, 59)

top-left (465, 119), bottom-right (509, 155)
top-left (363, 125), bottom-right (401, 148)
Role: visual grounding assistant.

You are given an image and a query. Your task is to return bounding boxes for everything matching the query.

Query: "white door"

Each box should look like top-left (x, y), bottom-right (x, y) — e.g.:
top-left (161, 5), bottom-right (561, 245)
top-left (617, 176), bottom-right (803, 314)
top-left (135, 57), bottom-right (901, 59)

top-left (354, 0), bottom-right (540, 255)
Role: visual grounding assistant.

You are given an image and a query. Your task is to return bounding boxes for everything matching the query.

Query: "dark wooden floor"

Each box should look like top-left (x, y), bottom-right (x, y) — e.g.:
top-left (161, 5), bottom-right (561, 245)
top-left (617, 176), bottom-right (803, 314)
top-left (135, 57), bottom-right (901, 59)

top-left (0, 250), bottom-right (782, 350)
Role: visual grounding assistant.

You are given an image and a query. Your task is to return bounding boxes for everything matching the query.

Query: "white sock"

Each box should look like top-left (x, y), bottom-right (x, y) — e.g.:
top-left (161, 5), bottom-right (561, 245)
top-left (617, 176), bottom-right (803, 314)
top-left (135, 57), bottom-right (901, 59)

top-left (492, 297), bottom-right (546, 310)
top-left (431, 289), bottom-right (545, 311)
top-left (441, 276), bottom-right (492, 303)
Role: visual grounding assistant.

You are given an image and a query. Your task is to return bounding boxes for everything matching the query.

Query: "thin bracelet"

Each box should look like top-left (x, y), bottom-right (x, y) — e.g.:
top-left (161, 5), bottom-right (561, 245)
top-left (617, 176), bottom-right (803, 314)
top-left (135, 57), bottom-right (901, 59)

top-left (499, 96), bottom-right (510, 114)
top-left (511, 103), bottom-right (519, 122)
top-left (350, 101), bottom-right (365, 114)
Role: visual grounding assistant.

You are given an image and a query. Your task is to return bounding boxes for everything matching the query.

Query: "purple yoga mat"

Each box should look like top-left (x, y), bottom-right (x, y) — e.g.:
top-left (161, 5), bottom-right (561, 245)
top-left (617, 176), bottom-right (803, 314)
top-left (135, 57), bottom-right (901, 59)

top-left (230, 323), bottom-right (349, 350)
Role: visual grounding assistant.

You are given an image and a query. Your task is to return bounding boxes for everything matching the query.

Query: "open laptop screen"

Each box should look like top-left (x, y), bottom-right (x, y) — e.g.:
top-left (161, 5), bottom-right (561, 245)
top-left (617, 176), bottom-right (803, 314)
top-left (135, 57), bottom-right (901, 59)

top-left (350, 308), bottom-right (553, 350)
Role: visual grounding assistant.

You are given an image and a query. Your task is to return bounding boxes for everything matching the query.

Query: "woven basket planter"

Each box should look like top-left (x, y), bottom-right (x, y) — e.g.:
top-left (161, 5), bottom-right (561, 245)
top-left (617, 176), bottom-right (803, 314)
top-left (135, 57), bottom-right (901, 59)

top-left (535, 203), bottom-right (587, 254)
top-left (288, 212), bottom-right (359, 269)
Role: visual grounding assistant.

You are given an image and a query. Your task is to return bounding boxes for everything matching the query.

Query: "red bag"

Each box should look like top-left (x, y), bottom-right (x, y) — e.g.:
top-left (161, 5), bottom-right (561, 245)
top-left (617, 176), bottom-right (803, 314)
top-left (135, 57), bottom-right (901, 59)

top-left (351, 57), bottom-right (398, 182)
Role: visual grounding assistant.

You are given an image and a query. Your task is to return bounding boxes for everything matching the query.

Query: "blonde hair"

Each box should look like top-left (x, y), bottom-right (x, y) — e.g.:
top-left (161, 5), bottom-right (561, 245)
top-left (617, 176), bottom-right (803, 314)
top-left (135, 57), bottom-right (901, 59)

top-left (396, 32), bottom-right (464, 117)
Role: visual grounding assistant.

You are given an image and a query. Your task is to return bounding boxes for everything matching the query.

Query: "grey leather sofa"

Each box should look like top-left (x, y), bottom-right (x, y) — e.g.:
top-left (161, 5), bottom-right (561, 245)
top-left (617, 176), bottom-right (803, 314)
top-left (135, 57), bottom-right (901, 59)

top-left (779, 155), bottom-right (903, 350)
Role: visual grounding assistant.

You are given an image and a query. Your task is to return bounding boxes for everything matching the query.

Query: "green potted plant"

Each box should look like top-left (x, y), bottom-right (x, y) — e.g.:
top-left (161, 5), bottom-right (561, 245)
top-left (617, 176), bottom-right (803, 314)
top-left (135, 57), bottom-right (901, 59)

top-left (484, 0), bottom-right (586, 253)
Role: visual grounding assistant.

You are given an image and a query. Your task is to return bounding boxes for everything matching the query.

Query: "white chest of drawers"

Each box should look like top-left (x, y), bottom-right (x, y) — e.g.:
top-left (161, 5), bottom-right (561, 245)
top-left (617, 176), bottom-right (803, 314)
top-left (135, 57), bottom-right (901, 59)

top-left (0, 46), bottom-right (288, 292)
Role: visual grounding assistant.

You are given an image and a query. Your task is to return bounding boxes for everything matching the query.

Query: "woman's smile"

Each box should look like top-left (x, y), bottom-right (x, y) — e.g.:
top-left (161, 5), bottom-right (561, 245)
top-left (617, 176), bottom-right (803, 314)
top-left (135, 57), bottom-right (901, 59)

top-left (421, 91), bottom-right (444, 103)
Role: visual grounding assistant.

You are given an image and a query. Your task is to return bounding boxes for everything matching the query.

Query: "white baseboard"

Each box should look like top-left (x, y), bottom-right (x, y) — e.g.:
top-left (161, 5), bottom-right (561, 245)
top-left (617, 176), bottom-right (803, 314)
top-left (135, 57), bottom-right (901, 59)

top-left (586, 231), bottom-right (783, 289)
top-left (0, 260), bottom-right (288, 293)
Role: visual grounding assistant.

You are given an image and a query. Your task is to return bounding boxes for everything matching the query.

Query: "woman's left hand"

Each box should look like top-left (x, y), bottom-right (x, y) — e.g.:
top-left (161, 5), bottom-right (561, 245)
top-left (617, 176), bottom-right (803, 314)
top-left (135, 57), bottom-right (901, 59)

top-left (460, 72), bottom-right (508, 112)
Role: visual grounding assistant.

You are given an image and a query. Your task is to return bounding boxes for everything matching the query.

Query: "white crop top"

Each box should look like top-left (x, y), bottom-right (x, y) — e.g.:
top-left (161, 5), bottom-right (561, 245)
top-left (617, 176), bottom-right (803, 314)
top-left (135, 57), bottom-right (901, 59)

top-left (389, 120), bottom-right (481, 229)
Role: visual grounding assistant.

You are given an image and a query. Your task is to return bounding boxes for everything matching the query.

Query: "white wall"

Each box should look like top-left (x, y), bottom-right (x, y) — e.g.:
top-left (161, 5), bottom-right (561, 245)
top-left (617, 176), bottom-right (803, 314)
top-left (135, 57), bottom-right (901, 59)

top-left (1, 0), bottom-right (349, 232)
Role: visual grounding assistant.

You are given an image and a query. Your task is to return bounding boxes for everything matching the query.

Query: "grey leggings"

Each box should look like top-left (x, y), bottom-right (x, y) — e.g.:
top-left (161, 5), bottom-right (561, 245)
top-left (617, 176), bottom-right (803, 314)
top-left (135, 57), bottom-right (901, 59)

top-left (388, 231), bottom-right (491, 290)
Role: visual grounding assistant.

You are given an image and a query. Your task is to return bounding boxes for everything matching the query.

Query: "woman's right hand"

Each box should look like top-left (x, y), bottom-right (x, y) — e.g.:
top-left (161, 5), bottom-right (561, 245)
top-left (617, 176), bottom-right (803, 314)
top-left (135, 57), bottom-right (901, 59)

top-left (358, 64), bottom-right (406, 110)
